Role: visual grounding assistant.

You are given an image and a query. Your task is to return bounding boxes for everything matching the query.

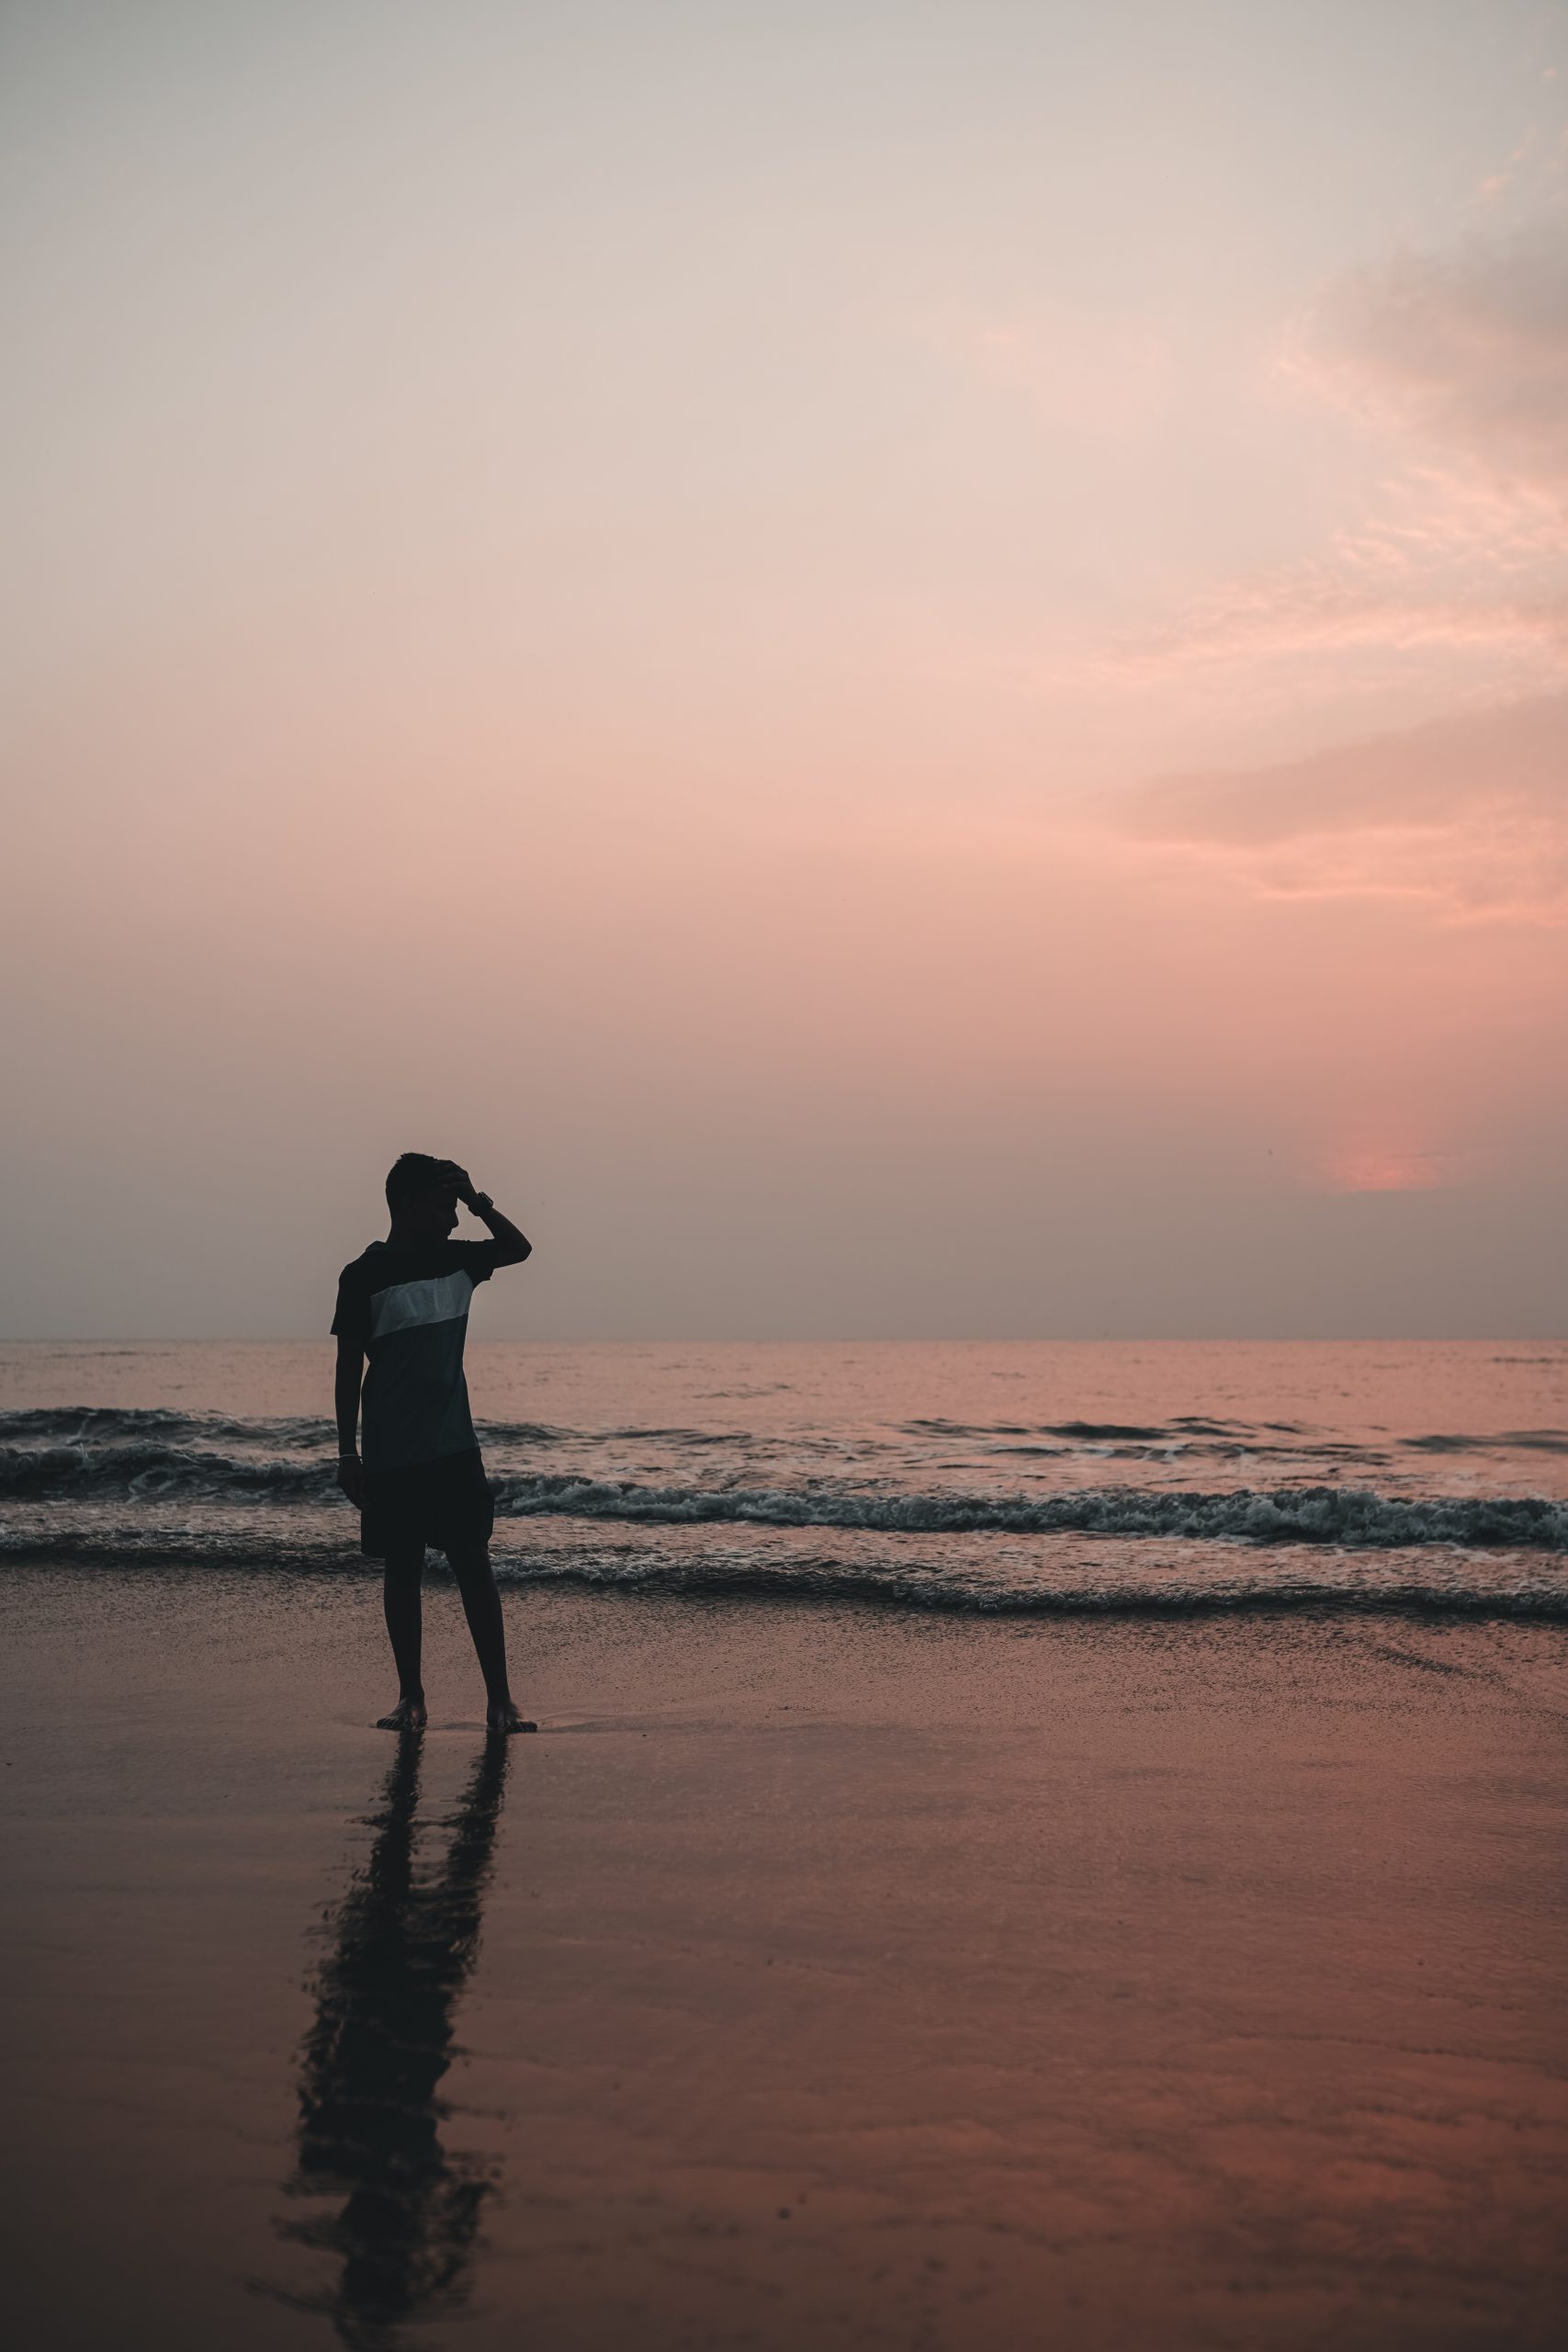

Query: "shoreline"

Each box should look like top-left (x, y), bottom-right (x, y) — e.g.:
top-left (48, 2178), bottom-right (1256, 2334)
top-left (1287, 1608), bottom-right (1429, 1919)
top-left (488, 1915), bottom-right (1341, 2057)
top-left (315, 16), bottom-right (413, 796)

top-left (5, 1528), bottom-right (1568, 1619)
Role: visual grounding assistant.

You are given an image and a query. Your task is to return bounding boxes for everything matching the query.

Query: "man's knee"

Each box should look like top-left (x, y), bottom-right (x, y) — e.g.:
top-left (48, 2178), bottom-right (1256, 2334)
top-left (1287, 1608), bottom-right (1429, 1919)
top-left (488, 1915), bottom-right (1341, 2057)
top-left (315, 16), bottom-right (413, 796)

top-left (382, 1544), bottom-right (425, 1589)
top-left (446, 1544), bottom-right (494, 1596)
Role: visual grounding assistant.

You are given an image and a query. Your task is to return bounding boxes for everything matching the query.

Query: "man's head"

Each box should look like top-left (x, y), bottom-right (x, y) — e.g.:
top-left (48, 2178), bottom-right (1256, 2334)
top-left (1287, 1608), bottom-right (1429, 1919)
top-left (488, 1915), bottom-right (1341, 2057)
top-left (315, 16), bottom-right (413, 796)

top-left (385, 1151), bottom-right (460, 1238)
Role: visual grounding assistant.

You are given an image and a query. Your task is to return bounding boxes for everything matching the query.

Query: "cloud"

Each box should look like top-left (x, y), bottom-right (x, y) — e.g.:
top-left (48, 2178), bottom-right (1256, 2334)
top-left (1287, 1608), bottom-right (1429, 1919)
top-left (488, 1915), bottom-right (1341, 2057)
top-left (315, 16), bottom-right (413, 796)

top-left (1122, 690), bottom-right (1568, 920)
top-left (1096, 224), bottom-right (1568, 700)
top-left (1108, 567), bottom-right (1568, 681)
top-left (1307, 223), bottom-right (1568, 488)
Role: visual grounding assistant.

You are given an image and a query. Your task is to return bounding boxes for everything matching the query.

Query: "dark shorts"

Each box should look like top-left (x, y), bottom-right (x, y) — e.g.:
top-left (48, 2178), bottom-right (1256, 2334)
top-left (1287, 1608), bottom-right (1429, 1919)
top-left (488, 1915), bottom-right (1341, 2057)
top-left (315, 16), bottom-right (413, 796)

top-left (361, 1446), bottom-right (495, 1562)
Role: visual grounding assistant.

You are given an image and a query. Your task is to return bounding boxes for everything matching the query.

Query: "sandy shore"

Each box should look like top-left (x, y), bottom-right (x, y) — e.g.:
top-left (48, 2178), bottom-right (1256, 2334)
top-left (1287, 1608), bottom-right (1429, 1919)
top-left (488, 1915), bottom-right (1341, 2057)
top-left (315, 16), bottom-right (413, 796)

top-left (3, 1563), bottom-right (1565, 2350)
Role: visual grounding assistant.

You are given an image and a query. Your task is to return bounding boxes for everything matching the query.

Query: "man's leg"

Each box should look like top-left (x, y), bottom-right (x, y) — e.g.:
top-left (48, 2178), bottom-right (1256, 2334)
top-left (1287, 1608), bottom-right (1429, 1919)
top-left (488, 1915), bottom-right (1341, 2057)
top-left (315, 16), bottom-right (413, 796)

top-left (447, 1545), bottom-right (536, 1733)
top-left (378, 1539), bottom-right (427, 1730)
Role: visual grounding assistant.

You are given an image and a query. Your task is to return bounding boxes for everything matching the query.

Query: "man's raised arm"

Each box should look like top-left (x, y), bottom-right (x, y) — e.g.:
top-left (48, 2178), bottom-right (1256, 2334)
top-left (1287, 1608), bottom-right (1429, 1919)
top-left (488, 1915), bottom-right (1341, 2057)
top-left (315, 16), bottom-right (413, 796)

top-left (446, 1167), bottom-right (532, 1267)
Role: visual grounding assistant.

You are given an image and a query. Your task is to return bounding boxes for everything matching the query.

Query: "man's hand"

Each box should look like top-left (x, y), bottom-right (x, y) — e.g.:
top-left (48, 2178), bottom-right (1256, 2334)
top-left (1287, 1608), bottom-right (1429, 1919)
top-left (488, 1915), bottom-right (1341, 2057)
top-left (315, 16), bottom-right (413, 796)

top-left (436, 1160), bottom-right (481, 1212)
top-left (334, 1337), bottom-right (366, 1500)
top-left (436, 1164), bottom-right (531, 1265)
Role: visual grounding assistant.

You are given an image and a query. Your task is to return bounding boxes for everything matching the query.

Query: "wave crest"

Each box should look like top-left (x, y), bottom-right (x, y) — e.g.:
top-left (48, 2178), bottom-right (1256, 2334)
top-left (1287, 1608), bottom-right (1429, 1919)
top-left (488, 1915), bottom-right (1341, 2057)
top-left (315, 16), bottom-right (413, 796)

top-left (3, 1436), bottom-right (1564, 1551)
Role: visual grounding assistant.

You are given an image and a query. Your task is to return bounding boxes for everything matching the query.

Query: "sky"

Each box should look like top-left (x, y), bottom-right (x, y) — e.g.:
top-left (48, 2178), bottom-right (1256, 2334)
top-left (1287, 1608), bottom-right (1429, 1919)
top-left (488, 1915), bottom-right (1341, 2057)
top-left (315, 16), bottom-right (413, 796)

top-left (2, 0), bottom-right (1565, 1340)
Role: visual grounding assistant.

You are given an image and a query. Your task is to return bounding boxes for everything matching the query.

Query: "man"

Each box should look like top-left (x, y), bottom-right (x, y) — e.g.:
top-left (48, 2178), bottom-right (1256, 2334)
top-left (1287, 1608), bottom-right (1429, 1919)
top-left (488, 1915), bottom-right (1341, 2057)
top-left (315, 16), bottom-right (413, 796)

top-left (333, 1154), bottom-right (535, 1734)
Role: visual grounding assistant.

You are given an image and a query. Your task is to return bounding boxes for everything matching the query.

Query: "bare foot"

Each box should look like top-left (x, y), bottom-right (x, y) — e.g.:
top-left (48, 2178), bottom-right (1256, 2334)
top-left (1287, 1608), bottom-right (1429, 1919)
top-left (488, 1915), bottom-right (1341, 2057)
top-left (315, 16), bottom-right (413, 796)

top-left (376, 1696), bottom-right (427, 1731)
top-left (487, 1702), bottom-right (536, 1736)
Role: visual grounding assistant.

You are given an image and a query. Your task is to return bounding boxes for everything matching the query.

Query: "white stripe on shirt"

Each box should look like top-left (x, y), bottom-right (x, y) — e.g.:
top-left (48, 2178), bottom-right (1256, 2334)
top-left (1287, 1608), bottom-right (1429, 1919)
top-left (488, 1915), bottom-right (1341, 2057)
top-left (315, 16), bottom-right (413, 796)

top-left (368, 1270), bottom-right (475, 1340)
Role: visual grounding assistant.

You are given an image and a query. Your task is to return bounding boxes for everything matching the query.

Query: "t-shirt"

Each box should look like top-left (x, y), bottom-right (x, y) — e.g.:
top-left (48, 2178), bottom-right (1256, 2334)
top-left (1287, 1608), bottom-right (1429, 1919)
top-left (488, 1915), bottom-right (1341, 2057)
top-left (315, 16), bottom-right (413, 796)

top-left (332, 1239), bottom-right (502, 1471)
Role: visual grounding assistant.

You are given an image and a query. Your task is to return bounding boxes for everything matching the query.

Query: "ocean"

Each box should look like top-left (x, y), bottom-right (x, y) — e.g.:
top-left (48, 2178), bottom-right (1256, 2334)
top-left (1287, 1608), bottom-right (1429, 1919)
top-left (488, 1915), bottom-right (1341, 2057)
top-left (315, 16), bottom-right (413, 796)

top-left (3, 1338), bottom-right (1564, 1615)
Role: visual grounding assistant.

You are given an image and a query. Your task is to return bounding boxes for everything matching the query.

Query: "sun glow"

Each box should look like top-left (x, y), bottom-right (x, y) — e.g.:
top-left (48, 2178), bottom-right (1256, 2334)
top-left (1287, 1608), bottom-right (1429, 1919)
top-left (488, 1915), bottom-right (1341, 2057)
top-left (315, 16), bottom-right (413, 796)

top-left (1321, 1148), bottom-right (1447, 1194)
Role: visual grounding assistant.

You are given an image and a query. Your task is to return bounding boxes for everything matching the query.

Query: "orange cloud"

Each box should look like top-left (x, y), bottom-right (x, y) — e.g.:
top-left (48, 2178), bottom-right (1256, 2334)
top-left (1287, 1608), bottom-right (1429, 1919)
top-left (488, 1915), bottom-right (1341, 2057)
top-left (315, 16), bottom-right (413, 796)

top-left (1089, 223), bottom-right (1568, 713)
top-left (1120, 691), bottom-right (1568, 922)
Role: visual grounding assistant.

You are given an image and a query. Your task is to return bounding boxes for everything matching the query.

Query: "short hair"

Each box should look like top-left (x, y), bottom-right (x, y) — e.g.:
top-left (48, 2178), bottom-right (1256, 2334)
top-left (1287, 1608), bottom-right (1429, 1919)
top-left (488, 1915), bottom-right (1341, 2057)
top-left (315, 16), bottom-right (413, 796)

top-left (386, 1152), bottom-right (448, 1208)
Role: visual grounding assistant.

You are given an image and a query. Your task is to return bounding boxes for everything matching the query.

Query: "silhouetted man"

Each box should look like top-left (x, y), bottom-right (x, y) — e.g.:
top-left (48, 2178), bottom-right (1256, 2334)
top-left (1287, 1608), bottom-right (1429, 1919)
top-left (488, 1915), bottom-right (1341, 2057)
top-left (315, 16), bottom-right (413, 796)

top-left (333, 1154), bottom-right (534, 1733)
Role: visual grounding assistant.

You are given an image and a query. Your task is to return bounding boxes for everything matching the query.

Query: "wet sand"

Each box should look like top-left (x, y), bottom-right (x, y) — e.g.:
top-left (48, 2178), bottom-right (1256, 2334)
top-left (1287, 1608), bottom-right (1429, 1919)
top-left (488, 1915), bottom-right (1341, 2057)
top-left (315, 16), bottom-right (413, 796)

top-left (3, 1564), bottom-right (1565, 2350)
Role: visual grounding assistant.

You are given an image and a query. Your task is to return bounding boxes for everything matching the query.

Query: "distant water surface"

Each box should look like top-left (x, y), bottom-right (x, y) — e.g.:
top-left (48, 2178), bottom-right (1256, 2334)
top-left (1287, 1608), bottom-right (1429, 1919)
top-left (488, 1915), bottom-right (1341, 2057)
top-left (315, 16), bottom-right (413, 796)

top-left (2, 1340), bottom-right (1564, 1615)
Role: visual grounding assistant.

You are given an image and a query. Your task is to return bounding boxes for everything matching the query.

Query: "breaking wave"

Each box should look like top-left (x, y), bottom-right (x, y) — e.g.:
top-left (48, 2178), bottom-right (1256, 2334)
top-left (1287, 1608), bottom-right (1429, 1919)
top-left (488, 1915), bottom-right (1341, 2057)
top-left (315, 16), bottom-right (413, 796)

top-left (491, 1478), bottom-right (1568, 1548)
top-left (3, 1437), bottom-right (1565, 1549)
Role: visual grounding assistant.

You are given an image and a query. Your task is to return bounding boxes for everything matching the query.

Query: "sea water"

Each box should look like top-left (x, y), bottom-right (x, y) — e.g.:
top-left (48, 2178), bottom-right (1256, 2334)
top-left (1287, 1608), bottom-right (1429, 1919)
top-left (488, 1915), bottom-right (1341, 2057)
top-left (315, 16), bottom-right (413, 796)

top-left (2, 1340), bottom-right (1564, 1613)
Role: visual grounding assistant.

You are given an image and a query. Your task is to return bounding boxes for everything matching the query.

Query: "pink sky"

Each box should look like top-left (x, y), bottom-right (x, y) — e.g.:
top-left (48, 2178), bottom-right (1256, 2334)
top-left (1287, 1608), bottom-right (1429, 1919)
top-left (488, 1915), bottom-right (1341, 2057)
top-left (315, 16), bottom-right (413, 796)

top-left (2, 1), bottom-right (1565, 1337)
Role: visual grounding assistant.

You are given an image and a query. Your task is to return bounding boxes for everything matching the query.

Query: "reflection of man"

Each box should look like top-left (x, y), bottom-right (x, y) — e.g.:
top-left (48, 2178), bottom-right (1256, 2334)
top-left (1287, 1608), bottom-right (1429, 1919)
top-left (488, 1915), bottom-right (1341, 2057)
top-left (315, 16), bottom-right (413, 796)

top-left (333, 1153), bottom-right (535, 1733)
top-left (275, 1735), bottom-right (511, 2346)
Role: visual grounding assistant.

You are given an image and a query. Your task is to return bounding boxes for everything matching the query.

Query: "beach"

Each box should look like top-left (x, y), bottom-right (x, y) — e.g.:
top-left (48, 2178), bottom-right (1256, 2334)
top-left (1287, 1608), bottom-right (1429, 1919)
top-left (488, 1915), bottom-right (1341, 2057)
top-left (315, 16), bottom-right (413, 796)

top-left (5, 1562), bottom-right (1565, 2350)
